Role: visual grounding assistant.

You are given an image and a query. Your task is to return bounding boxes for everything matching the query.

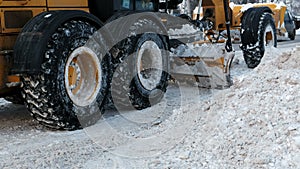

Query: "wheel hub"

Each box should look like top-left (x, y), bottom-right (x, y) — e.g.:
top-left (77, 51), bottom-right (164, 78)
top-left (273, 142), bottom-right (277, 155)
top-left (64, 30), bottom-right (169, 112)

top-left (137, 40), bottom-right (163, 91)
top-left (264, 24), bottom-right (275, 47)
top-left (65, 46), bottom-right (102, 107)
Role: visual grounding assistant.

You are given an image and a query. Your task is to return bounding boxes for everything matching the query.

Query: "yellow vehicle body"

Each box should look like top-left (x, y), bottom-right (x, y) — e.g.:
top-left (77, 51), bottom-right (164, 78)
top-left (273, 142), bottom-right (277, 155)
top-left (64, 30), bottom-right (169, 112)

top-left (193, 1), bottom-right (287, 36)
top-left (0, 0), bottom-right (88, 94)
top-left (190, 0), bottom-right (279, 69)
top-left (230, 2), bottom-right (287, 35)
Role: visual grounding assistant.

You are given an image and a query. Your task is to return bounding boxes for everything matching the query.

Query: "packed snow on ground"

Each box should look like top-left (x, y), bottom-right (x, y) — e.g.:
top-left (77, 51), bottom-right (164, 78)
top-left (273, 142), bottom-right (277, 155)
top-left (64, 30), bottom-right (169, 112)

top-left (1, 46), bottom-right (300, 168)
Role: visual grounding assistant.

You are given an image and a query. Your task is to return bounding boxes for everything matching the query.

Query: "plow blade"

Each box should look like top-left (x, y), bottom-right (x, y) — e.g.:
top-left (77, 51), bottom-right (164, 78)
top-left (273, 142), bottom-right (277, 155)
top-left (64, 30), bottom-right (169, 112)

top-left (170, 43), bottom-right (234, 89)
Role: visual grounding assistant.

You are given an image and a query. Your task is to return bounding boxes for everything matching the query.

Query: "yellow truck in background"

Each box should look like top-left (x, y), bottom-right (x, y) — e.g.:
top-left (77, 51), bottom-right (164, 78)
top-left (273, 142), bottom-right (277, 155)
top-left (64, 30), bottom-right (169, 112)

top-left (193, 2), bottom-right (296, 40)
top-left (230, 2), bottom-right (297, 40)
top-left (190, 1), bottom-right (293, 68)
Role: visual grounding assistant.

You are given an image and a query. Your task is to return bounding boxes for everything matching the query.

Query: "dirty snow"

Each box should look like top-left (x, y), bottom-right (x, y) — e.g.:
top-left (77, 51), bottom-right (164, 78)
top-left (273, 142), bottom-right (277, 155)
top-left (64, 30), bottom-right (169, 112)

top-left (1, 40), bottom-right (300, 168)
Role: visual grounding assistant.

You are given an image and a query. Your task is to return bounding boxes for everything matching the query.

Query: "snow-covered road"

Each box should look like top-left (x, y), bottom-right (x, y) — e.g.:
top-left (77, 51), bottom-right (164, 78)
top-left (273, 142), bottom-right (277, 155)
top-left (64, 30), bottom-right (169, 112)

top-left (1, 35), bottom-right (300, 168)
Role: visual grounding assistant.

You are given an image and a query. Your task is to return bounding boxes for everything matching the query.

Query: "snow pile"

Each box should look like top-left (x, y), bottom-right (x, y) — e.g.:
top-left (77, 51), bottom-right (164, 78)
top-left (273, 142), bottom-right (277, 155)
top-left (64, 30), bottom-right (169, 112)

top-left (275, 1), bottom-right (287, 10)
top-left (240, 3), bottom-right (255, 12)
top-left (170, 43), bottom-right (223, 57)
top-left (168, 24), bottom-right (198, 36)
top-left (148, 47), bottom-right (300, 168)
top-left (0, 98), bottom-right (10, 108)
top-left (200, 47), bottom-right (300, 167)
top-left (257, 47), bottom-right (300, 70)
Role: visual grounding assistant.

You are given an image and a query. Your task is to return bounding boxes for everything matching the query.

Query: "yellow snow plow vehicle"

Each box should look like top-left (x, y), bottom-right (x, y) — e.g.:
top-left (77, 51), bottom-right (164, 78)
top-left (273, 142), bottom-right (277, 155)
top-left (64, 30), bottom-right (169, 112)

top-left (230, 2), bottom-right (298, 40)
top-left (0, 0), bottom-right (272, 130)
top-left (228, 2), bottom-right (285, 68)
top-left (190, 1), bottom-right (284, 68)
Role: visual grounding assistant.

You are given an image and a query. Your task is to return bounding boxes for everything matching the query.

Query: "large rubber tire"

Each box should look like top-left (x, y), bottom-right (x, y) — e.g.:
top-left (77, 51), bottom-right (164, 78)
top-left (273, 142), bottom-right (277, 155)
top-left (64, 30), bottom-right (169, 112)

top-left (241, 8), bottom-right (277, 68)
top-left (16, 11), bottom-right (109, 130)
top-left (110, 14), bottom-right (169, 110)
top-left (288, 29), bottom-right (296, 40)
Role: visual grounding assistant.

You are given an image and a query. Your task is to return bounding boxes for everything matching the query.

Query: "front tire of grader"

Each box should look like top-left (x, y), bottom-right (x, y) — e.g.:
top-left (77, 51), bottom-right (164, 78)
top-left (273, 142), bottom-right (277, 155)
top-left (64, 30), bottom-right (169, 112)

top-left (241, 8), bottom-right (277, 68)
top-left (110, 14), bottom-right (169, 111)
top-left (16, 11), bottom-right (109, 130)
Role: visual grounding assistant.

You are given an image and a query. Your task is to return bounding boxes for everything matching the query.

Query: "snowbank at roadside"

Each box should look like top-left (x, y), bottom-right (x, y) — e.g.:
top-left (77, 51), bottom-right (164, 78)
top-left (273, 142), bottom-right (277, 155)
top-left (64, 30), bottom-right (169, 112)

top-left (196, 47), bottom-right (300, 168)
top-left (142, 47), bottom-right (300, 168)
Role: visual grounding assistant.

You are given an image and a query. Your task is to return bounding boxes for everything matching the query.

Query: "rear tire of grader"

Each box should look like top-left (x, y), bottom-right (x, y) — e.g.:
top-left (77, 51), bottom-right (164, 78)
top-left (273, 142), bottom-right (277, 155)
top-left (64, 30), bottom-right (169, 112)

top-left (288, 29), bottom-right (296, 40)
top-left (15, 11), bottom-right (110, 130)
top-left (241, 8), bottom-right (277, 68)
top-left (110, 14), bottom-right (169, 111)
